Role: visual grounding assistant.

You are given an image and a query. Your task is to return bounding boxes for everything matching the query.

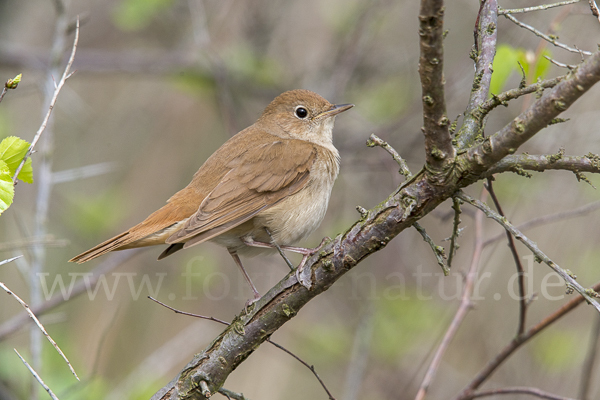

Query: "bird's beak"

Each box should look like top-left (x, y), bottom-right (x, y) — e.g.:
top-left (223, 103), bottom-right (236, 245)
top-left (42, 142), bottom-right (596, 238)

top-left (317, 103), bottom-right (354, 119)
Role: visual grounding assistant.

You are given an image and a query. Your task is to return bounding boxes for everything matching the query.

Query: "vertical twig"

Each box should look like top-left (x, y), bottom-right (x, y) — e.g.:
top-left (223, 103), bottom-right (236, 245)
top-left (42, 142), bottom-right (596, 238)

top-left (484, 179), bottom-right (527, 335)
top-left (414, 189), bottom-right (487, 400)
top-left (447, 197), bottom-right (462, 268)
top-left (414, 222), bottom-right (449, 275)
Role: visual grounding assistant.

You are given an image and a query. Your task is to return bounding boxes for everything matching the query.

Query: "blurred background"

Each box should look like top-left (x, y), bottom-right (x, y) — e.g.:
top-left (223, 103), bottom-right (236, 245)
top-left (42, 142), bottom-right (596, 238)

top-left (1, 0), bottom-right (600, 399)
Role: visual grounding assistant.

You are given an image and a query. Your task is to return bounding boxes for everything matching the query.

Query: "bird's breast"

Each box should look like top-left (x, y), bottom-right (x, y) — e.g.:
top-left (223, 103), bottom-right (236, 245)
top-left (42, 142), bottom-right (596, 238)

top-left (254, 146), bottom-right (339, 246)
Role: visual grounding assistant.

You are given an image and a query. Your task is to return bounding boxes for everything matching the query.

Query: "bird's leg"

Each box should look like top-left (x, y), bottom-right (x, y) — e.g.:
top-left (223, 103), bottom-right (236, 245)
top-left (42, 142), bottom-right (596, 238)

top-left (243, 235), bottom-right (331, 272)
top-left (264, 228), bottom-right (295, 271)
top-left (228, 250), bottom-right (261, 303)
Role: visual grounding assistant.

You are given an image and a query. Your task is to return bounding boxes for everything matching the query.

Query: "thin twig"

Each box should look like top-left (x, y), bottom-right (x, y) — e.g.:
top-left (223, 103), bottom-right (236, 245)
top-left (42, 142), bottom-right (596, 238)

top-left (413, 222), bottom-right (449, 275)
top-left (483, 200), bottom-right (600, 247)
top-left (148, 296), bottom-right (337, 399)
top-left (415, 190), bottom-right (487, 400)
top-left (456, 280), bottom-right (600, 399)
top-left (477, 76), bottom-right (564, 120)
top-left (499, 0), bottom-right (581, 15)
top-left (14, 349), bottom-right (60, 400)
top-left (147, 296), bottom-right (230, 325)
top-left (267, 341), bottom-right (337, 400)
top-left (457, 191), bottom-right (600, 313)
top-left (544, 55), bottom-right (576, 69)
top-left (470, 386), bottom-right (577, 400)
top-left (366, 134), bottom-right (411, 177)
top-left (579, 314), bottom-right (600, 399)
top-left (217, 388), bottom-right (249, 400)
top-left (446, 197), bottom-right (462, 268)
top-left (485, 179), bottom-right (527, 335)
top-left (12, 18), bottom-right (79, 185)
top-left (503, 13), bottom-right (592, 56)
top-left (0, 251), bottom-right (138, 341)
top-left (0, 281), bottom-right (79, 380)
top-left (0, 255), bottom-right (22, 266)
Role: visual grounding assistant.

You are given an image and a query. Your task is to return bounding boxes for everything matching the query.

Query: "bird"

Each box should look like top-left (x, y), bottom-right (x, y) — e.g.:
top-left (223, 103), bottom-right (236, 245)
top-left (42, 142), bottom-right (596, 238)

top-left (70, 89), bottom-right (353, 301)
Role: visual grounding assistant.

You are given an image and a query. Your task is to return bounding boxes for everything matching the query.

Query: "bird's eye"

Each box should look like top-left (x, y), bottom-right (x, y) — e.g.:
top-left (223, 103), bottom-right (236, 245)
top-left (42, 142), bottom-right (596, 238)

top-left (295, 106), bottom-right (308, 119)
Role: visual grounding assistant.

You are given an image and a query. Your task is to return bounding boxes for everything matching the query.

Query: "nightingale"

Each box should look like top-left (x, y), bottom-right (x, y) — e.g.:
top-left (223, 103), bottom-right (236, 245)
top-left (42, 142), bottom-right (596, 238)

top-left (70, 89), bottom-right (353, 301)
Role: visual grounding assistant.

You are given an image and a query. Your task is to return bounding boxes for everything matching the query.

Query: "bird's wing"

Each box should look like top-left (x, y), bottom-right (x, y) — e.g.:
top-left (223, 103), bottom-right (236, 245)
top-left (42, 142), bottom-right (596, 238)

top-left (166, 139), bottom-right (316, 246)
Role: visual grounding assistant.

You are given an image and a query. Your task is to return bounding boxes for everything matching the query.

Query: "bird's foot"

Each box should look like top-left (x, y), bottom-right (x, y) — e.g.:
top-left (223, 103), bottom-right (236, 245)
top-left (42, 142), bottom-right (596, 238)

top-left (294, 237), bottom-right (331, 289)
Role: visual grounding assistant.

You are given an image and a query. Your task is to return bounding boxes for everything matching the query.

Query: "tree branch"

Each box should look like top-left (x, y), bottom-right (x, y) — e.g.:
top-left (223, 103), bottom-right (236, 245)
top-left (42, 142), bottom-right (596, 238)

top-left (503, 13), bottom-right (592, 56)
top-left (419, 0), bottom-right (455, 172)
top-left (456, 0), bottom-right (498, 149)
top-left (462, 49), bottom-right (600, 179)
top-left (499, 0), bottom-right (581, 15)
top-left (486, 153), bottom-right (600, 176)
top-left (12, 17), bottom-right (79, 186)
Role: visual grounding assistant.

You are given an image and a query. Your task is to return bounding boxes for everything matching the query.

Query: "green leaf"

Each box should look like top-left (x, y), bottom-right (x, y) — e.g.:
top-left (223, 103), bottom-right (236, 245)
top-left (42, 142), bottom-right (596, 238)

top-left (0, 160), bottom-right (14, 214)
top-left (490, 44), bottom-right (520, 95)
top-left (0, 136), bottom-right (33, 183)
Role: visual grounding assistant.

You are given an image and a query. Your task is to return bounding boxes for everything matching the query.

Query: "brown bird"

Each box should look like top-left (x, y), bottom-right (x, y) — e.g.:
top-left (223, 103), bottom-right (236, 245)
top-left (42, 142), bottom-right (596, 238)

top-left (70, 89), bottom-right (353, 300)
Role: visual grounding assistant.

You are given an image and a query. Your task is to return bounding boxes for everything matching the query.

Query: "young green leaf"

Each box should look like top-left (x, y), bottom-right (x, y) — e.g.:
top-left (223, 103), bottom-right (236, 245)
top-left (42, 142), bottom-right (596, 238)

top-left (0, 136), bottom-right (33, 183)
top-left (0, 160), bottom-right (14, 214)
top-left (490, 44), bottom-right (520, 95)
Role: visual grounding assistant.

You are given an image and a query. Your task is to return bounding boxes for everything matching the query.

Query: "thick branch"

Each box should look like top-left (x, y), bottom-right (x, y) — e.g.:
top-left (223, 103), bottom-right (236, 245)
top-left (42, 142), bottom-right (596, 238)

top-left (456, 0), bottom-right (498, 149)
top-left (419, 0), bottom-right (455, 172)
top-left (461, 50), bottom-right (600, 180)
